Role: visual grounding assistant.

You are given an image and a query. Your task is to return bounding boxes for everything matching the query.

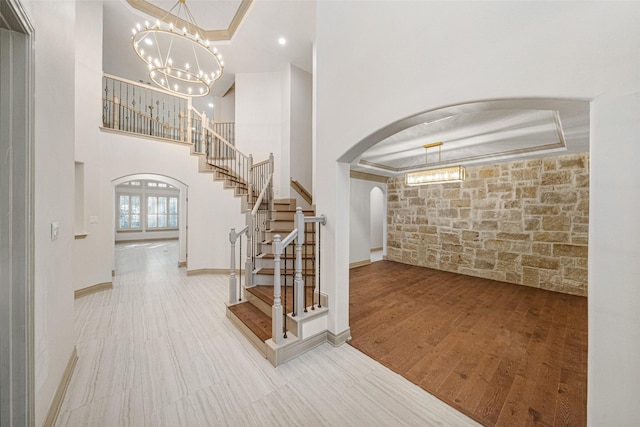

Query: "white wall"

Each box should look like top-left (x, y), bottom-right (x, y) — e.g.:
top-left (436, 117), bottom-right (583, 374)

top-left (235, 67), bottom-right (312, 206)
top-left (235, 72), bottom-right (285, 196)
top-left (370, 186), bottom-right (384, 250)
top-left (349, 179), bottom-right (387, 264)
top-left (589, 93), bottom-right (640, 425)
top-left (73, 0), bottom-right (109, 292)
top-left (213, 85), bottom-right (235, 122)
top-left (97, 132), bottom-right (242, 274)
top-left (289, 65), bottom-right (313, 195)
top-left (28, 0), bottom-right (76, 424)
top-left (314, 2), bottom-right (640, 422)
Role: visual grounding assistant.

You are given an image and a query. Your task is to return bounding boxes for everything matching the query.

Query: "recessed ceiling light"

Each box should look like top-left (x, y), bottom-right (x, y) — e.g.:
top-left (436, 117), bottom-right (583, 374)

top-left (208, 103), bottom-right (214, 108)
top-left (278, 37), bottom-right (286, 45)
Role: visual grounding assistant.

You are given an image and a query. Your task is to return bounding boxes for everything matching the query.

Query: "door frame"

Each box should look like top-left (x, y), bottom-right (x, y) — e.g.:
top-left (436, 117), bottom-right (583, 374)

top-left (0, 0), bottom-right (35, 424)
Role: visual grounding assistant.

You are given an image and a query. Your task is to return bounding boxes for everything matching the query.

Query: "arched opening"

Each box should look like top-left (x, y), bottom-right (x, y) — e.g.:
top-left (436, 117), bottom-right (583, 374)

top-left (111, 174), bottom-right (188, 268)
top-left (369, 186), bottom-right (385, 262)
top-left (341, 98), bottom-right (590, 425)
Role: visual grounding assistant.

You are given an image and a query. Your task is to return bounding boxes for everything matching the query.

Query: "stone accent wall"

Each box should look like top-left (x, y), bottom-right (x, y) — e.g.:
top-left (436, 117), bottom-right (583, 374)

top-left (387, 153), bottom-right (589, 296)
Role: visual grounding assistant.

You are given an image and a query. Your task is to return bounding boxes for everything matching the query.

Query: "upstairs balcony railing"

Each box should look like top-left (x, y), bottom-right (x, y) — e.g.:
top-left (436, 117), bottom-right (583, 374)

top-left (102, 73), bottom-right (235, 147)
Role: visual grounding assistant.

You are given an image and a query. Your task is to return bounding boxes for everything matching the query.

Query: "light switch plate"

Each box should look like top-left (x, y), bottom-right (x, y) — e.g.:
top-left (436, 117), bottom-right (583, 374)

top-left (51, 222), bottom-right (59, 240)
top-left (90, 216), bottom-right (98, 224)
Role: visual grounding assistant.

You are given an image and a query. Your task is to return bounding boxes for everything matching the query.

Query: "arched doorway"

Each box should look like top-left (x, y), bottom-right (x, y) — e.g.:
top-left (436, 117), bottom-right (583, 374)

top-left (111, 174), bottom-right (188, 267)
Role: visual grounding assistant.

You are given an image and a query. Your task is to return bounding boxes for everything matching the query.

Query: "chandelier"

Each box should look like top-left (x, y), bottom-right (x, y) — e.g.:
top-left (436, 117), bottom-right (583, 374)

top-left (131, 0), bottom-right (224, 97)
top-left (405, 166), bottom-right (466, 185)
top-left (404, 142), bottom-right (467, 185)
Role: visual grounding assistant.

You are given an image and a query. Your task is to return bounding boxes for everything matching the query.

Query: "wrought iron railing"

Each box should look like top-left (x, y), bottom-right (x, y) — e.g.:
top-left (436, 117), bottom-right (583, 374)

top-left (102, 73), bottom-right (188, 141)
top-left (271, 208), bottom-right (326, 343)
top-left (102, 74), bottom-right (234, 151)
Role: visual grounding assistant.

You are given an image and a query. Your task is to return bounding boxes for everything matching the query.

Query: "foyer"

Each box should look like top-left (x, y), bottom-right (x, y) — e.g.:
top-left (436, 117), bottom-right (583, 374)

top-left (55, 241), bottom-right (478, 426)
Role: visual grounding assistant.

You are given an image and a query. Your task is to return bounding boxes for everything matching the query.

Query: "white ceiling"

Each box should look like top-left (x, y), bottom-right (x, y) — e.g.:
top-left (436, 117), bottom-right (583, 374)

top-left (102, 0), bottom-right (315, 101)
top-left (101, 1), bottom-right (590, 175)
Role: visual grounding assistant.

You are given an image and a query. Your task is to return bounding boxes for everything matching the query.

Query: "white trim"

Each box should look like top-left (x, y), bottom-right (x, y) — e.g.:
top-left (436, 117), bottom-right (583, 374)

top-left (0, 2), bottom-right (35, 423)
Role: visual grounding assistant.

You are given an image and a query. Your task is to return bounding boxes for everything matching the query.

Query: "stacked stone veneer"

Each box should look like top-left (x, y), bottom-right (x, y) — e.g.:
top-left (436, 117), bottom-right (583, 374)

top-left (387, 153), bottom-right (589, 296)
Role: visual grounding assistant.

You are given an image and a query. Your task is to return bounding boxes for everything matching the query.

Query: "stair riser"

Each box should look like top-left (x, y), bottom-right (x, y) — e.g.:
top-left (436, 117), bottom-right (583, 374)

top-left (253, 274), bottom-right (308, 286)
top-left (265, 231), bottom-right (315, 244)
top-left (269, 220), bottom-right (294, 229)
top-left (255, 258), bottom-right (316, 270)
top-left (225, 307), bottom-right (267, 357)
top-left (273, 199), bottom-right (296, 210)
top-left (271, 211), bottom-right (316, 221)
top-left (259, 242), bottom-right (316, 254)
top-left (271, 211), bottom-right (296, 221)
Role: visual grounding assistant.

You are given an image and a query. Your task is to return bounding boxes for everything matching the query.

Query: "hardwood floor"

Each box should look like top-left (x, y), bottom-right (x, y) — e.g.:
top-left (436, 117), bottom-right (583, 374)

top-left (56, 241), bottom-right (479, 426)
top-left (349, 260), bottom-right (588, 427)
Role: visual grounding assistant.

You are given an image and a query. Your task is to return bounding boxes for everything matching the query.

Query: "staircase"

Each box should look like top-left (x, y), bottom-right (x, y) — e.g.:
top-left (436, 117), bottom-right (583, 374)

top-left (227, 199), bottom-right (328, 365)
top-left (189, 114), bottom-right (329, 366)
top-left (102, 73), bottom-right (329, 366)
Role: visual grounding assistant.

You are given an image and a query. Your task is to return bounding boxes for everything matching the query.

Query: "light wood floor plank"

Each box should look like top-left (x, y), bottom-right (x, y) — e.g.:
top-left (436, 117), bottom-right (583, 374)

top-left (56, 241), bottom-right (479, 426)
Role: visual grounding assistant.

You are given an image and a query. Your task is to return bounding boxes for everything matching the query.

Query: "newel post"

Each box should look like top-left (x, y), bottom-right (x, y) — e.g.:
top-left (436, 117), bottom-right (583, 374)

top-left (229, 228), bottom-right (238, 304)
top-left (294, 207), bottom-right (305, 316)
top-left (272, 235), bottom-right (284, 344)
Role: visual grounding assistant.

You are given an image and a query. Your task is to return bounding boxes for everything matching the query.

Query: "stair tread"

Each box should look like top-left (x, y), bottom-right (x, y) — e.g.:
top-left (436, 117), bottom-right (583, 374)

top-left (228, 302), bottom-right (271, 342)
top-left (247, 285), bottom-right (316, 311)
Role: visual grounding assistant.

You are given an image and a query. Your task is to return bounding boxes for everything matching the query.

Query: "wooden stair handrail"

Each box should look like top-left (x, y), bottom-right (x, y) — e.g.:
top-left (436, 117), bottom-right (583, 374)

top-left (190, 107), bottom-right (247, 160)
top-left (251, 173), bottom-right (273, 216)
top-left (290, 178), bottom-right (312, 205)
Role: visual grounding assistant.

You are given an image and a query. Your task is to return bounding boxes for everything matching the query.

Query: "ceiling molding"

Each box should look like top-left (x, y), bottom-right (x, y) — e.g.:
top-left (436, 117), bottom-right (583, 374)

top-left (359, 141), bottom-right (567, 174)
top-left (350, 170), bottom-right (389, 183)
top-left (227, 0), bottom-right (252, 37)
top-left (126, 0), bottom-right (253, 41)
top-left (222, 82), bottom-right (235, 98)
